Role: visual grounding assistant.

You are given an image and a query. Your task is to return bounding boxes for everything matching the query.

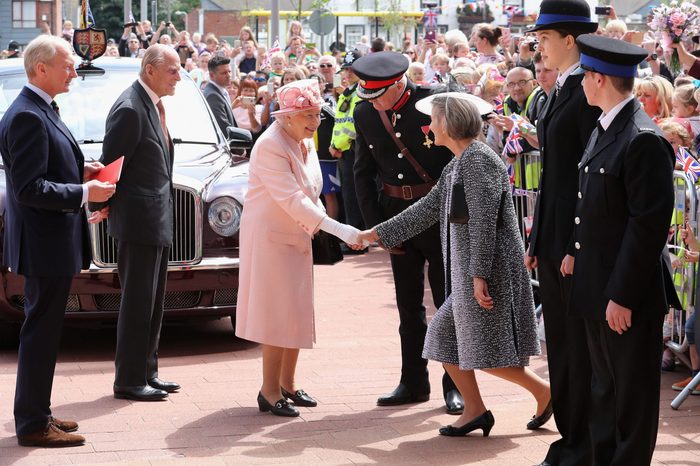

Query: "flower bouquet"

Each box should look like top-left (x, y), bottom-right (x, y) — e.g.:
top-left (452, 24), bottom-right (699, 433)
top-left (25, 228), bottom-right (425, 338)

top-left (648, 0), bottom-right (700, 74)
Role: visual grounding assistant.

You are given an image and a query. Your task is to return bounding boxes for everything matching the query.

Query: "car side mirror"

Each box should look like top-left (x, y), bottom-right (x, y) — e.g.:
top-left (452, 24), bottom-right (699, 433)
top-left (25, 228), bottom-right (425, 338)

top-left (226, 126), bottom-right (253, 155)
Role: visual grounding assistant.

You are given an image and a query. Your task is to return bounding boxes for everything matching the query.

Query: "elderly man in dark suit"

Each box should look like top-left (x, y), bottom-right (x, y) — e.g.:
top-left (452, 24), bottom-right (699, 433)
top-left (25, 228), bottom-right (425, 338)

top-left (573, 34), bottom-right (674, 466)
top-left (203, 55), bottom-right (237, 135)
top-left (100, 44), bottom-right (181, 401)
top-left (0, 35), bottom-right (114, 447)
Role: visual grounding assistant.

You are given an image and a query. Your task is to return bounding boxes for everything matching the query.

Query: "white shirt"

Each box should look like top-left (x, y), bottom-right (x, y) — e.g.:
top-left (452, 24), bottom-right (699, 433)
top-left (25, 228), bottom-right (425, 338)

top-left (557, 62), bottom-right (580, 90)
top-left (598, 95), bottom-right (635, 131)
top-left (137, 77), bottom-right (160, 113)
top-left (25, 83), bottom-right (89, 206)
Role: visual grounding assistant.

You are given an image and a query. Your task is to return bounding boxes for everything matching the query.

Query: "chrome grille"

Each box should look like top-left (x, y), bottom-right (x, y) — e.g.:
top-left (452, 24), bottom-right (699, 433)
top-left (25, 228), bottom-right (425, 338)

top-left (90, 186), bottom-right (201, 267)
top-left (11, 294), bottom-right (80, 312)
top-left (213, 288), bottom-right (238, 305)
top-left (94, 291), bottom-right (202, 311)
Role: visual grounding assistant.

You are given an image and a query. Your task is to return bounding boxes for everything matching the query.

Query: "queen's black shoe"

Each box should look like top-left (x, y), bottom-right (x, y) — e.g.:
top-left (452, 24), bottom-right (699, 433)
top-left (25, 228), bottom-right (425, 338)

top-left (257, 392), bottom-right (299, 417)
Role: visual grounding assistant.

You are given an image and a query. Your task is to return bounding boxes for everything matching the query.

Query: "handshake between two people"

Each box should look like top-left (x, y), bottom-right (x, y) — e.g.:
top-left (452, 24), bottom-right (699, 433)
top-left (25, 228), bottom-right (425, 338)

top-left (319, 217), bottom-right (380, 250)
top-left (84, 161), bottom-right (116, 225)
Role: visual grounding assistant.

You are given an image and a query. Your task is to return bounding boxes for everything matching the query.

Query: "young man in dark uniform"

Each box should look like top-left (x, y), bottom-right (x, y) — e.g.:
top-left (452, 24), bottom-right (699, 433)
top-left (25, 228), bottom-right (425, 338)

top-left (572, 34), bottom-right (674, 466)
top-left (527, 1), bottom-right (600, 464)
top-left (351, 52), bottom-right (462, 414)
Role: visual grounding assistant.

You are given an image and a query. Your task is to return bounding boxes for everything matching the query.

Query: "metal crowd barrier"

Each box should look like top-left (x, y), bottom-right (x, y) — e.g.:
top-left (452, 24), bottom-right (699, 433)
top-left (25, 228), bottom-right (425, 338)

top-left (672, 172), bottom-right (700, 409)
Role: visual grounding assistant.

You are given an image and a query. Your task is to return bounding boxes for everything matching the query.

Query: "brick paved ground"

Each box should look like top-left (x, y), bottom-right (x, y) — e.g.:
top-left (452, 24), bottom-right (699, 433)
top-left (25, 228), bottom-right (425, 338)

top-left (0, 250), bottom-right (698, 465)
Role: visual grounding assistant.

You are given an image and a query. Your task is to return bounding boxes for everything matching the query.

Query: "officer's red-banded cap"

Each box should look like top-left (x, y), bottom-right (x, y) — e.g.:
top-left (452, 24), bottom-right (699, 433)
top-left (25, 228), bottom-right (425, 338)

top-left (352, 51), bottom-right (409, 100)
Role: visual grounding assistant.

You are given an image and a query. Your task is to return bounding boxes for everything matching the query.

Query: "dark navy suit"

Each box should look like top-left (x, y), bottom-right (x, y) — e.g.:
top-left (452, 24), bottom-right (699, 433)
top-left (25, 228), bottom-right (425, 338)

top-left (0, 87), bottom-right (90, 436)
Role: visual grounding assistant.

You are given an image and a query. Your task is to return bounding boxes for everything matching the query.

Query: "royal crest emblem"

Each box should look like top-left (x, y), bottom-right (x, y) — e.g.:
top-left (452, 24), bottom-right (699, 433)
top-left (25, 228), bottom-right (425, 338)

top-left (72, 27), bottom-right (107, 63)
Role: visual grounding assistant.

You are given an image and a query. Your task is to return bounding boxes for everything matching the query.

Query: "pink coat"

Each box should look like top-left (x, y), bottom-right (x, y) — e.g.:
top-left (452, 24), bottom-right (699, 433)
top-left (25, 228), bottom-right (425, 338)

top-left (235, 121), bottom-right (326, 349)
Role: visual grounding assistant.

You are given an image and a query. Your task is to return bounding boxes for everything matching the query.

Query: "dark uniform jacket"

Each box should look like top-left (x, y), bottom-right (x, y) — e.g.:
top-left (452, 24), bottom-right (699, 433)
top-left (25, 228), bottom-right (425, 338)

top-left (570, 99), bottom-right (674, 320)
top-left (528, 73), bottom-right (601, 261)
top-left (353, 81), bottom-right (453, 226)
top-left (203, 81), bottom-right (237, 136)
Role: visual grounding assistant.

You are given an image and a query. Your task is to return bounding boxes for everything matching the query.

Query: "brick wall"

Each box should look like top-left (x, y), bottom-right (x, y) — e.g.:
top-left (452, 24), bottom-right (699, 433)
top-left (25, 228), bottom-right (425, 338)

top-left (184, 10), bottom-right (248, 41)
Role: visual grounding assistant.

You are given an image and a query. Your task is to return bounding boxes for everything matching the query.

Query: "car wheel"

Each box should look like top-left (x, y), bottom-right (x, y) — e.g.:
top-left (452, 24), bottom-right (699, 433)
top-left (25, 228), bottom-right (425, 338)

top-left (0, 321), bottom-right (20, 349)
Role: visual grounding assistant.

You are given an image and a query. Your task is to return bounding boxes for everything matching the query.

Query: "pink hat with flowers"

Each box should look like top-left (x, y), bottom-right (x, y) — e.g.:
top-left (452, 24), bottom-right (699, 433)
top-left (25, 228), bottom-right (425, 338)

top-left (272, 79), bottom-right (325, 116)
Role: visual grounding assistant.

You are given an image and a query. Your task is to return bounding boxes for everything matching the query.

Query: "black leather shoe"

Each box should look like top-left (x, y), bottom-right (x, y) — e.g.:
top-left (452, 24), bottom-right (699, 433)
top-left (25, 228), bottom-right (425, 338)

top-left (113, 385), bottom-right (168, 401)
top-left (444, 389), bottom-right (464, 415)
top-left (257, 392), bottom-right (299, 417)
top-left (439, 410), bottom-right (495, 437)
top-left (148, 378), bottom-right (181, 393)
top-left (281, 387), bottom-right (317, 407)
top-left (527, 399), bottom-right (553, 430)
top-left (377, 383), bottom-right (429, 406)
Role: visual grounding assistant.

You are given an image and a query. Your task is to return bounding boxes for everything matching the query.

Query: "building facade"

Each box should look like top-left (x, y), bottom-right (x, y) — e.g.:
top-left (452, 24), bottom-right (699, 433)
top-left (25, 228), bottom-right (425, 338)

top-left (0, 0), bottom-right (63, 49)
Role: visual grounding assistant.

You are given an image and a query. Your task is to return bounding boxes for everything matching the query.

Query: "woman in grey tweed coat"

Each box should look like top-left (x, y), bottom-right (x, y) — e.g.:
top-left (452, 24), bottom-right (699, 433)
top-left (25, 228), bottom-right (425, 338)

top-left (359, 93), bottom-right (551, 437)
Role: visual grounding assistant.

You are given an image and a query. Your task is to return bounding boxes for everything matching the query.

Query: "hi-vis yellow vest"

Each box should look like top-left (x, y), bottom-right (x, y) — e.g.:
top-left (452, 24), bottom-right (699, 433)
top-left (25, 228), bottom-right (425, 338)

top-left (331, 86), bottom-right (361, 152)
top-left (504, 89), bottom-right (540, 190)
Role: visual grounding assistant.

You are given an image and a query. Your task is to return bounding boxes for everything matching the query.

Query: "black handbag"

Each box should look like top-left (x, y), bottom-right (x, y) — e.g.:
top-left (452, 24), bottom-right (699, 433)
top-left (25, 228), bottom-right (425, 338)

top-left (312, 231), bottom-right (343, 265)
top-left (449, 183), bottom-right (508, 228)
top-left (449, 183), bottom-right (470, 224)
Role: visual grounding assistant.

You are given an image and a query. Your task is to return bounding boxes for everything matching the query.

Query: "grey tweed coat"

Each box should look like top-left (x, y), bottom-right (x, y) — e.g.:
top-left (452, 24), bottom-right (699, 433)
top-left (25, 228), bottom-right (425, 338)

top-left (375, 141), bottom-right (540, 370)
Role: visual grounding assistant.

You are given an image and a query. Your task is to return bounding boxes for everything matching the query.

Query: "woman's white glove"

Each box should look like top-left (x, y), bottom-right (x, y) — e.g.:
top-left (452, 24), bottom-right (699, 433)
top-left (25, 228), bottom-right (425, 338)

top-left (319, 216), bottom-right (369, 248)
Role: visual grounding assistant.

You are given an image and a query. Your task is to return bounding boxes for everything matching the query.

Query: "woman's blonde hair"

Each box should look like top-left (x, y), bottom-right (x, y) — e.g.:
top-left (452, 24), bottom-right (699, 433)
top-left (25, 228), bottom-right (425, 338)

top-left (636, 76), bottom-right (674, 119)
top-left (674, 84), bottom-right (699, 111)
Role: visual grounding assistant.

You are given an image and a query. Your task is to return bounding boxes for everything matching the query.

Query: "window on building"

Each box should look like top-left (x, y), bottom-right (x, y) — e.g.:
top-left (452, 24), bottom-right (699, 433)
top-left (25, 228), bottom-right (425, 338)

top-left (12, 0), bottom-right (37, 29)
top-left (344, 25), bottom-right (364, 48)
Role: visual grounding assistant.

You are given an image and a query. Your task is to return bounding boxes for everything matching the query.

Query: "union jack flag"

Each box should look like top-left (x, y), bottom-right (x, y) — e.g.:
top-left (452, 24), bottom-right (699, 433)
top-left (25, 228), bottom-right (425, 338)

top-left (493, 93), bottom-right (504, 114)
top-left (263, 38), bottom-right (281, 69)
top-left (423, 9), bottom-right (438, 28)
top-left (677, 146), bottom-right (700, 183)
top-left (503, 114), bottom-right (525, 157)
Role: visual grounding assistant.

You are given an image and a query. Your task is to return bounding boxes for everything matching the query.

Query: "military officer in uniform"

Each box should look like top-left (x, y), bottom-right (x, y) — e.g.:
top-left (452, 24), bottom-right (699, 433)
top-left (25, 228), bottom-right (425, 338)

top-left (571, 35), bottom-right (674, 466)
top-left (352, 52), bottom-right (462, 414)
top-left (527, 1), bottom-right (600, 464)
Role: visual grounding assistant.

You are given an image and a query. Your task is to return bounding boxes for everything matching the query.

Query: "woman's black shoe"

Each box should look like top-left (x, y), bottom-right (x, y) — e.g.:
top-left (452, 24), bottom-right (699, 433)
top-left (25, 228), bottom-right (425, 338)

top-left (257, 392), bottom-right (299, 417)
top-left (439, 410), bottom-right (495, 437)
top-left (527, 399), bottom-right (553, 430)
top-left (281, 387), bottom-right (318, 407)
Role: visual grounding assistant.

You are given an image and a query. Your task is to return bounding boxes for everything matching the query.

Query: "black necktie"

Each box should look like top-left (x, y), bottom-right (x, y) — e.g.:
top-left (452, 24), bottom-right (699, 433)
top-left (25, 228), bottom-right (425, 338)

top-left (50, 100), bottom-right (60, 117)
top-left (595, 122), bottom-right (605, 145)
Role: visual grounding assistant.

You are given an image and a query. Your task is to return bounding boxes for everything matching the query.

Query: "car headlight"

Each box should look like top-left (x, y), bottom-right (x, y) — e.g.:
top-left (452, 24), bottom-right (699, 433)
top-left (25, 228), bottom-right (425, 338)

top-left (207, 197), bottom-right (242, 237)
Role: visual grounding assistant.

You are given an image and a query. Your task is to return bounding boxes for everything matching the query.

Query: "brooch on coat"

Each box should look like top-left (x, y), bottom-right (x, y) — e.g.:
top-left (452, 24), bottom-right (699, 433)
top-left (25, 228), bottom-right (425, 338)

top-left (421, 125), bottom-right (433, 148)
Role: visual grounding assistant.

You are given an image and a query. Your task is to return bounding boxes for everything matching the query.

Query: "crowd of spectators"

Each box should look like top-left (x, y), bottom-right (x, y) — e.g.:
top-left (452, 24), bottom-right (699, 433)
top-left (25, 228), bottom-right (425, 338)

top-left (4, 8), bottom-right (700, 393)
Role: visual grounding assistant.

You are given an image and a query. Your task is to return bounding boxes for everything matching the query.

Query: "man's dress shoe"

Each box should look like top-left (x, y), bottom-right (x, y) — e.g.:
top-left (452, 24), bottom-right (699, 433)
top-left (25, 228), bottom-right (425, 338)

top-left (17, 422), bottom-right (85, 447)
top-left (48, 416), bottom-right (78, 433)
top-left (148, 378), bottom-right (181, 393)
top-left (113, 384), bottom-right (168, 401)
top-left (281, 387), bottom-right (317, 407)
top-left (377, 383), bottom-right (429, 406)
top-left (444, 389), bottom-right (464, 415)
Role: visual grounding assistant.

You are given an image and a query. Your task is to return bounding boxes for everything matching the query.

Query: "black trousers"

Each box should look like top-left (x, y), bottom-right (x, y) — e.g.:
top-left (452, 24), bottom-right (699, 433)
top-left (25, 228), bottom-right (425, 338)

top-left (114, 241), bottom-right (169, 387)
top-left (388, 222), bottom-right (455, 396)
top-left (338, 147), bottom-right (365, 230)
top-left (585, 316), bottom-right (663, 466)
top-left (14, 275), bottom-right (73, 436)
top-left (538, 258), bottom-right (592, 466)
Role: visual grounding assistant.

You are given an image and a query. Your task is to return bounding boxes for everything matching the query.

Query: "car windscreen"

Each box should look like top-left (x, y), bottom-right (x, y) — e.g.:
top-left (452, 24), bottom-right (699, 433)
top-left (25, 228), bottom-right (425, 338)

top-left (0, 68), bottom-right (218, 145)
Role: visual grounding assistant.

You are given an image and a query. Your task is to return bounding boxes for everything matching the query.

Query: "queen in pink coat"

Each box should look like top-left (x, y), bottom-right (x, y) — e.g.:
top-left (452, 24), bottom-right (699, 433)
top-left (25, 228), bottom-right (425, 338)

top-left (236, 79), bottom-right (363, 417)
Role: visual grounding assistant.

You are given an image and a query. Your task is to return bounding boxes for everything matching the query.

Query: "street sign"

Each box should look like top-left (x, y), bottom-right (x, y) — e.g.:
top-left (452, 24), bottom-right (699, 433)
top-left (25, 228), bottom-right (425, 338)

top-left (308, 9), bottom-right (335, 36)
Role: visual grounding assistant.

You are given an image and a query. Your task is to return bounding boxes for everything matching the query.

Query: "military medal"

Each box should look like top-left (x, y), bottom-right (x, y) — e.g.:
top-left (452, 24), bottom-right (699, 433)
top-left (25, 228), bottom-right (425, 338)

top-left (421, 125), bottom-right (433, 148)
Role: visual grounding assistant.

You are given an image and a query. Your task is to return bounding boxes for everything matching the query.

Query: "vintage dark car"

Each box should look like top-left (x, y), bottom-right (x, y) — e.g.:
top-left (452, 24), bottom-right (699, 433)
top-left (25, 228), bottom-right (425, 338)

top-left (0, 57), bottom-right (250, 340)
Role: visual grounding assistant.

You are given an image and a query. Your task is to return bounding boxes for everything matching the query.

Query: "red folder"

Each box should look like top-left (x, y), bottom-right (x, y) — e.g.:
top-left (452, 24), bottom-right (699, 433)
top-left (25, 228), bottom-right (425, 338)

top-left (95, 156), bottom-right (124, 183)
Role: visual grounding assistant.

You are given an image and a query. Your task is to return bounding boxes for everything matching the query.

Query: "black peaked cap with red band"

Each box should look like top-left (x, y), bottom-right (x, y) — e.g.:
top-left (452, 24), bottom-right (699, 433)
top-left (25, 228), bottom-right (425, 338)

top-left (352, 51), bottom-right (409, 100)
